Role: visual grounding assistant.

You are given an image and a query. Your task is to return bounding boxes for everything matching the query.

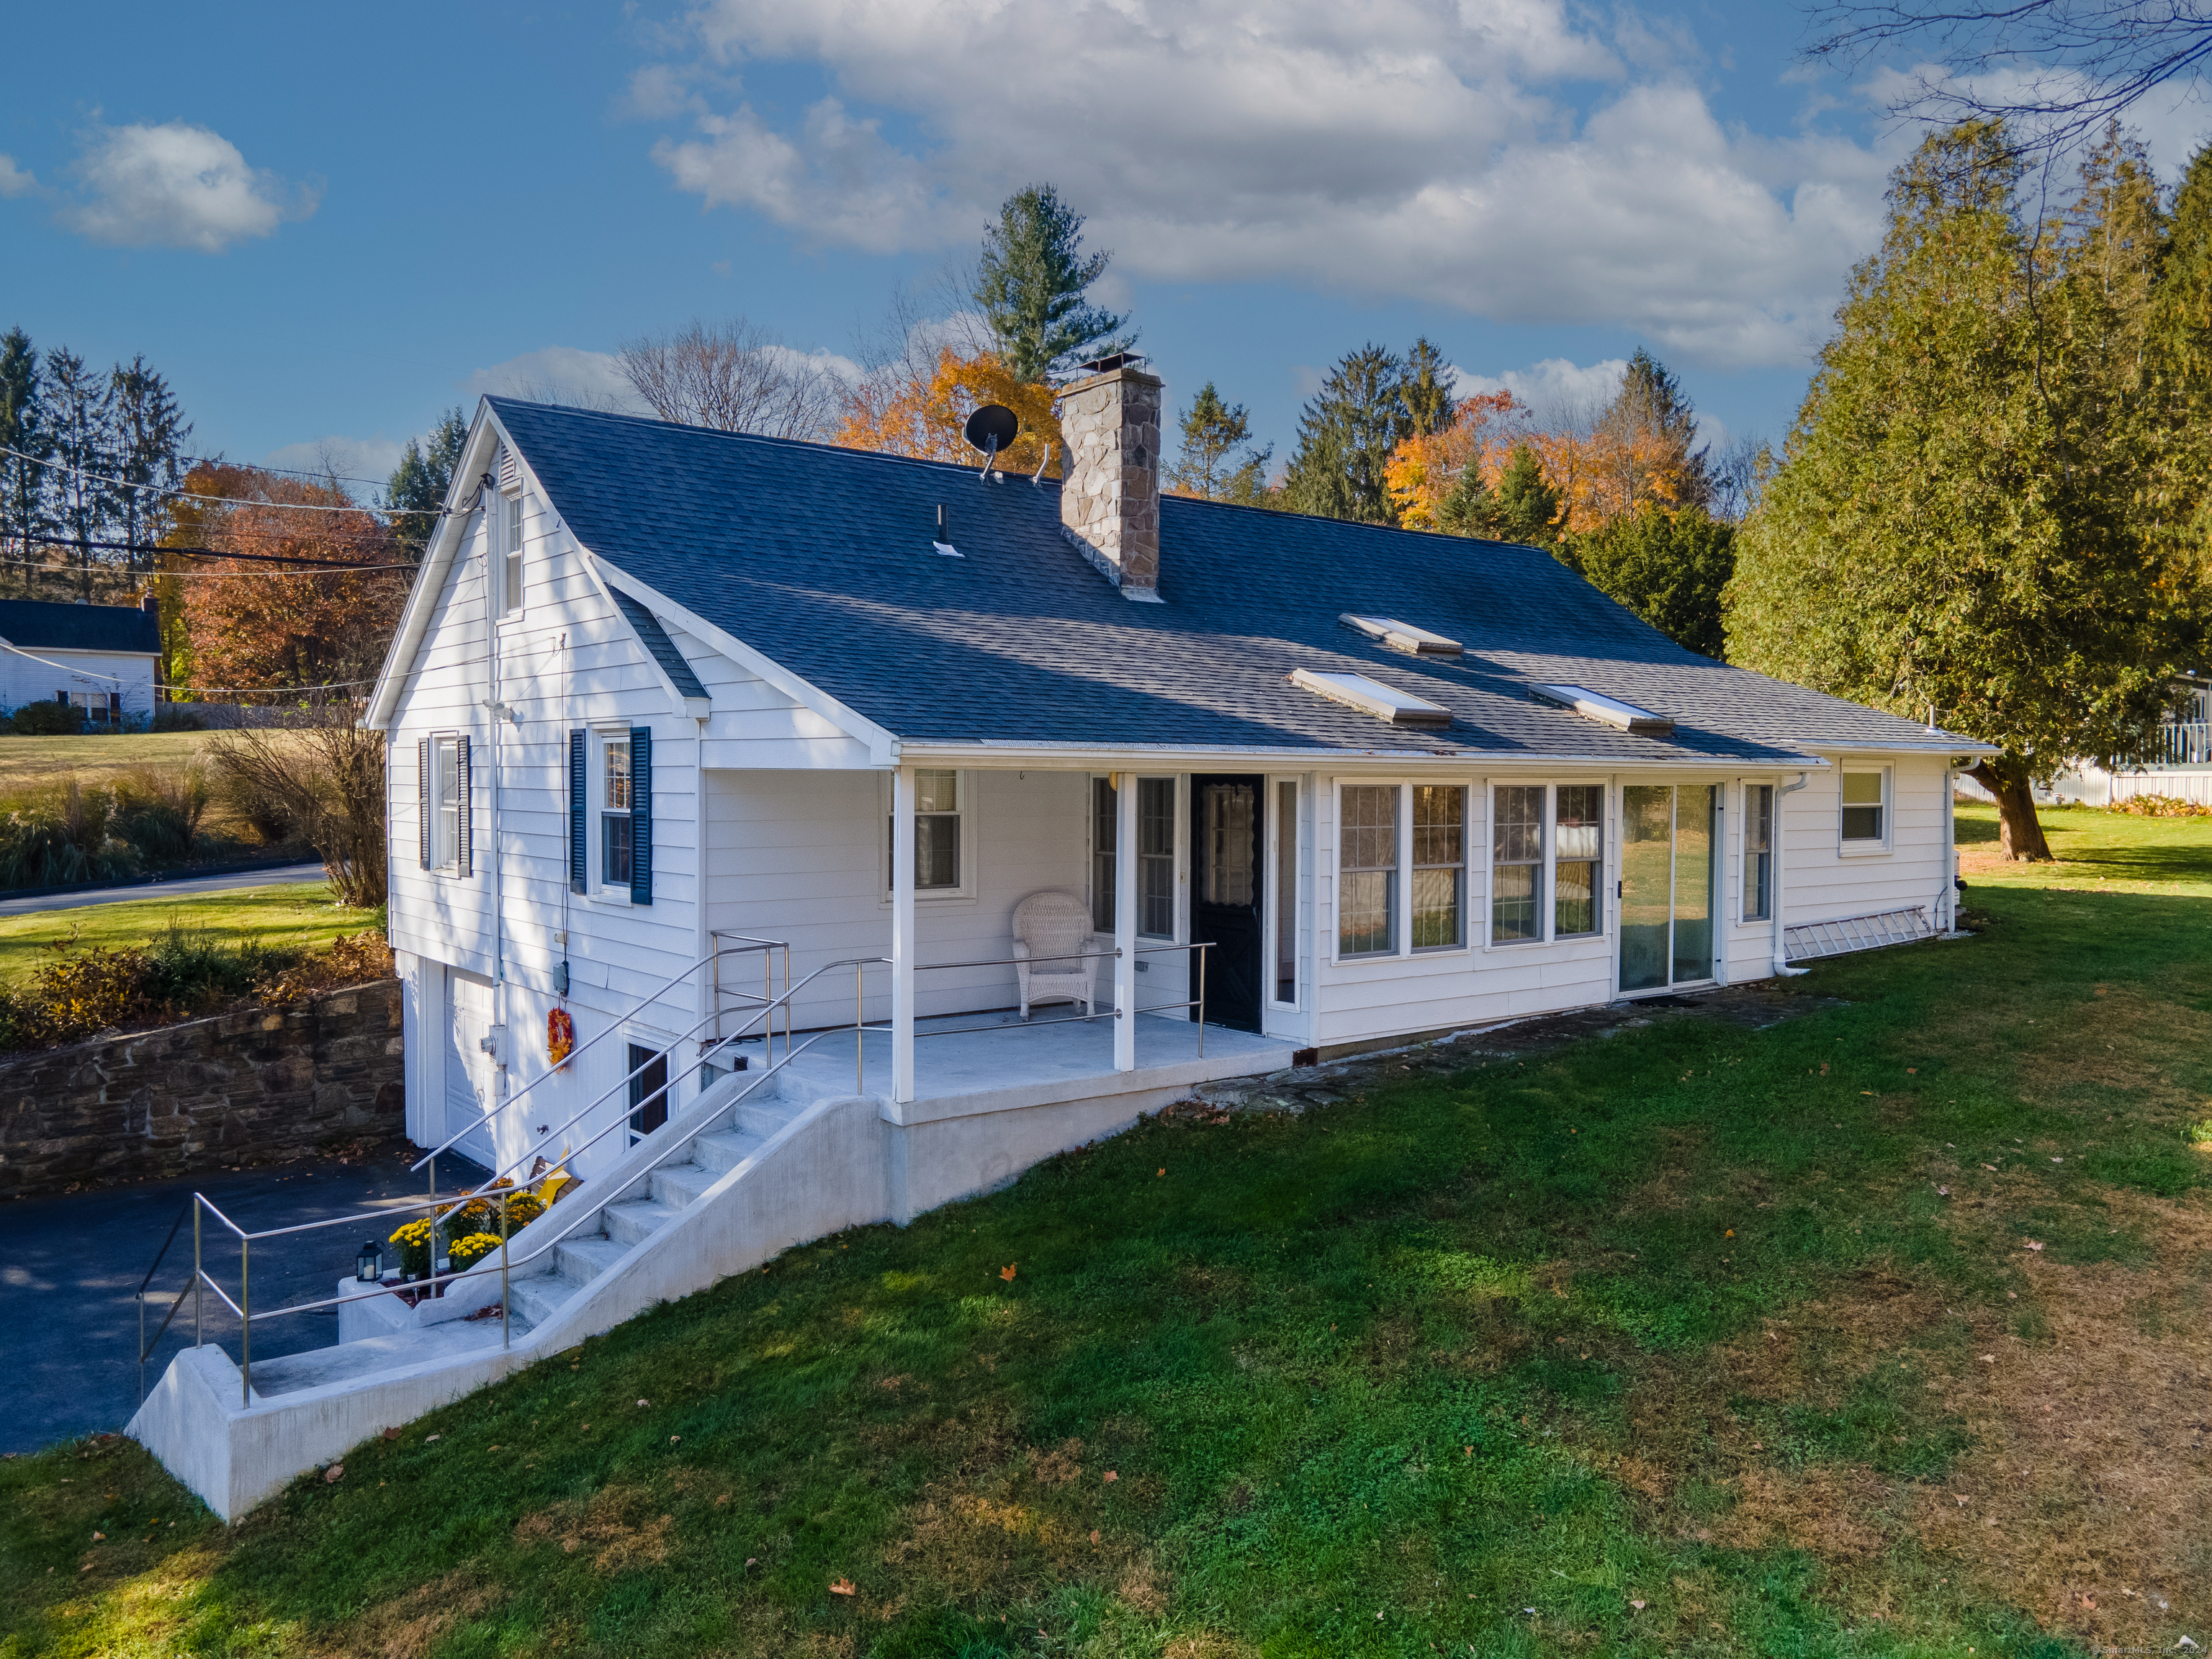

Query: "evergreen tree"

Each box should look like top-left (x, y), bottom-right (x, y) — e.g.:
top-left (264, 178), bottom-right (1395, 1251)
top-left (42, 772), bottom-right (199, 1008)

top-left (41, 348), bottom-right (117, 601)
top-left (1591, 346), bottom-right (1712, 516)
top-left (1436, 442), bottom-right (1560, 544)
top-left (383, 407), bottom-right (468, 563)
top-left (1166, 383), bottom-right (1274, 504)
top-left (1565, 505), bottom-right (1735, 657)
top-left (1729, 120), bottom-right (2203, 861)
top-left (1398, 337), bottom-right (1454, 436)
top-left (971, 184), bottom-right (1133, 381)
top-left (0, 329), bottom-right (47, 583)
top-left (109, 356), bottom-right (190, 575)
top-left (1282, 343), bottom-right (1409, 523)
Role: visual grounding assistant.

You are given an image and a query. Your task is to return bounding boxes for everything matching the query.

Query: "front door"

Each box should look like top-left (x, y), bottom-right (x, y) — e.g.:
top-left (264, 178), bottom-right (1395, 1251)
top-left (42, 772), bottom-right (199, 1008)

top-left (1190, 775), bottom-right (1263, 1032)
top-left (442, 967), bottom-right (495, 1171)
top-left (1619, 783), bottom-right (1717, 992)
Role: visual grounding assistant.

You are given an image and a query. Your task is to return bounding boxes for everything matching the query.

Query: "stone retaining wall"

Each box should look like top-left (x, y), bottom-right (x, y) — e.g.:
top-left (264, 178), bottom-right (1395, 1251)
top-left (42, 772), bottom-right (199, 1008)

top-left (0, 979), bottom-right (403, 1200)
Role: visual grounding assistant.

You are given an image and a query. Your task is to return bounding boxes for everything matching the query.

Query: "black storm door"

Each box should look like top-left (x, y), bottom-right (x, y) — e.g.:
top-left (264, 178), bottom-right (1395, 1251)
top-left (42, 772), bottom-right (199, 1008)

top-left (1190, 775), bottom-right (1264, 1033)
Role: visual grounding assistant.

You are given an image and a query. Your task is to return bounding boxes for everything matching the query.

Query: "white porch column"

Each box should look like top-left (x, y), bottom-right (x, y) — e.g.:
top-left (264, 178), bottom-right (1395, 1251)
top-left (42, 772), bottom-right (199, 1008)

top-left (891, 764), bottom-right (917, 1102)
top-left (1115, 771), bottom-right (1138, 1071)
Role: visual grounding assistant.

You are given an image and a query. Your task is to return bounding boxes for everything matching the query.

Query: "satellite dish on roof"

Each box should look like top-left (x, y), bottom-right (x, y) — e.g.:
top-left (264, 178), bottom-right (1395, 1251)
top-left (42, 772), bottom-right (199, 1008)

top-left (963, 404), bottom-right (1020, 456)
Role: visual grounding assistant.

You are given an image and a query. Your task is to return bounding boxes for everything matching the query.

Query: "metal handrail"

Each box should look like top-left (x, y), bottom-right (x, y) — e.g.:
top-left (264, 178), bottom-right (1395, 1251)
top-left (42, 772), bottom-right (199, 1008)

top-left (409, 938), bottom-right (783, 1176)
top-left (150, 933), bottom-right (1218, 1405)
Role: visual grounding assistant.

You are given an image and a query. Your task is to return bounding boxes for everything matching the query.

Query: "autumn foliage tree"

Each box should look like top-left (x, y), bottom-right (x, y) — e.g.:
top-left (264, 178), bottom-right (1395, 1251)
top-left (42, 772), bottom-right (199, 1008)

top-left (173, 464), bottom-right (410, 698)
top-left (834, 349), bottom-right (1062, 476)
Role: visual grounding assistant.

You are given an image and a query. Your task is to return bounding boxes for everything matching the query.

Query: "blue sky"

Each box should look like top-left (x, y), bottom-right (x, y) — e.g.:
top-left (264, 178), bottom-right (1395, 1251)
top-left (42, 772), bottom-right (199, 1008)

top-left (5, 1), bottom-right (2206, 495)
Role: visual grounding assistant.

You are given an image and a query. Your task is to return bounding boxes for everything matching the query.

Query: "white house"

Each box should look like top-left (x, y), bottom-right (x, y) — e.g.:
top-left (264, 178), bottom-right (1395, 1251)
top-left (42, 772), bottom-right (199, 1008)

top-left (131, 364), bottom-right (1995, 1517)
top-left (0, 596), bottom-right (161, 726)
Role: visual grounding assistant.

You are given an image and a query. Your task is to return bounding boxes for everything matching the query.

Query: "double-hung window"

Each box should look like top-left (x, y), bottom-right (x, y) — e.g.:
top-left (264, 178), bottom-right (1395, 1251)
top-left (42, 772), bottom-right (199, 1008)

top-left (1090, 775), bottom-right (1177, 935)
top-left (1840, 768), bottom-right (1887, 845)
top-left (1743, 783), bottom-right (1774, 920)
top-left (433, 736), bottom-right (462, 870)
top-left (1412, 785), bottom-right (1465, 949)
top-left (1091, 778), bottom-right (1117, 932)
top-left (890, 768), bottom-right (964, 894)
top-left (501, 490), bottom-right (524, 617)
top-left (601, 736), bottom-right (633, 887)
top-left (1338, 785), bottom-right (1398, 956)
top-left (1491, 783), bottom-right (1605, 944)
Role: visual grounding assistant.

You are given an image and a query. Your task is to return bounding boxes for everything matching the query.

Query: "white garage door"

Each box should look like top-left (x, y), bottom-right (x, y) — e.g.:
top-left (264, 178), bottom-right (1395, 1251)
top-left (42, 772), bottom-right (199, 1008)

top-left (443, 967), bottom-right (495, 1172)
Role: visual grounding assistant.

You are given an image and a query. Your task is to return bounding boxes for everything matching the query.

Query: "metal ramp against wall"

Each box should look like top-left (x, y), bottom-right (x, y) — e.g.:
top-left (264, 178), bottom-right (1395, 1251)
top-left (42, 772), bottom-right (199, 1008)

top-left (1784, 906), bottom-right (1936, 963)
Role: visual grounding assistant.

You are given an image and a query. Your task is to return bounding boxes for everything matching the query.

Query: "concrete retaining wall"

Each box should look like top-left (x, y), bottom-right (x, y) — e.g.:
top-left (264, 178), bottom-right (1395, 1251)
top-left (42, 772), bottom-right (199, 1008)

top-left (0, 979), bottom-right (404, 1199)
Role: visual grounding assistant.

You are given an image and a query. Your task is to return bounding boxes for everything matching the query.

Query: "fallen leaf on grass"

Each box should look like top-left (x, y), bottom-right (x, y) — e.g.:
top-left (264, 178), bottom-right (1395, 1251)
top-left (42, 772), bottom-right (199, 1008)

top-left (91, 1532), bottom-right (103, 1542)
top-left (669, 1436), bottom-right (681, 1444)
top-left (323, 1465), bottom-right (343, 1483)
top-left (637, 1398), bottom-right (649, 1407)
top-left (2026, 1241), bottom-right (2044, 1251)
top-left (830, 1578), bottom-right (856, 1596)
top-left (1936, 1185), bottom-right (1951, 1197)
top-left (1000, 1263), bottom-right (1017, 1282)
top-left (1104, 1470), bottom-right (1118, 1483)
top-left (1157, 1168), bottom-right (1165, 1177)
top-left (381, 1427), bottom-right (400, 1441)
top-left (1630, 1599), bottom-right (1647, 1611)
top-left (425, 1434), bottom-right (440, 1443)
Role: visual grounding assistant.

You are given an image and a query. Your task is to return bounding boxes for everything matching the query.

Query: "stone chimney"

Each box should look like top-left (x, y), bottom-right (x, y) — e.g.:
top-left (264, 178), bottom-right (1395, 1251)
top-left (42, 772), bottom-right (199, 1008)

top-left (1058, 356), bottom-right (1164, 602)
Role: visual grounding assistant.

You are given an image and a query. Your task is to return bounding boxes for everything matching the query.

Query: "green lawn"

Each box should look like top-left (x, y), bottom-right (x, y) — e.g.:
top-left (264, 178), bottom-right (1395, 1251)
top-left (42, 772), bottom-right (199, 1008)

top-left (0, 880), bottom-right (345, 986)
top-left (4, 803), bottom-right (2208, 1658)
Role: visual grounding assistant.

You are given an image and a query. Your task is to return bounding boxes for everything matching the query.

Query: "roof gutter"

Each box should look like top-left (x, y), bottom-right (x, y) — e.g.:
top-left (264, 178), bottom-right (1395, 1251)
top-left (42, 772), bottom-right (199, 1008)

top-left (899, 739), bottom-right (1836, 771)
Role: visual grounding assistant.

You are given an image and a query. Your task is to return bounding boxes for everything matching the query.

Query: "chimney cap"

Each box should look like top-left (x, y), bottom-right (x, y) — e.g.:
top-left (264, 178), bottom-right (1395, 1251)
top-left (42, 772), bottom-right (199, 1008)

top-left (1073, 351), bottom-right (1147, 374)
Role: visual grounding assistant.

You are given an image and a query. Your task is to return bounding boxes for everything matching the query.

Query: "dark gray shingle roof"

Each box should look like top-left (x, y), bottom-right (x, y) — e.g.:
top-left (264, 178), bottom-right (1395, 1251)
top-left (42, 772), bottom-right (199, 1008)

top-left (606, 583), bottom-right (708, 701)
top-left (0, 600), bottom-right (161, 656)
top-left (489, 397), bottom-right (1965, 765)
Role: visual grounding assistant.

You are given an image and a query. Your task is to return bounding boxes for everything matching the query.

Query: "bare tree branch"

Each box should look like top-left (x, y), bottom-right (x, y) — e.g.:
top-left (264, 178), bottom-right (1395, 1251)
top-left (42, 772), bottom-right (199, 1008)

top-left (618, 318), bottom-right (844, 441)
top-left (1804, 0), bottom-right (2212, 155)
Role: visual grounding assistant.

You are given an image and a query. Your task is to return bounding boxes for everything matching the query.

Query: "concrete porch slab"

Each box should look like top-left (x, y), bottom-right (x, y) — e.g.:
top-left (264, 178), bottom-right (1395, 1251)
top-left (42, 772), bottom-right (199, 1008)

top-left (729, 1012), bottom-right (1292, 1127)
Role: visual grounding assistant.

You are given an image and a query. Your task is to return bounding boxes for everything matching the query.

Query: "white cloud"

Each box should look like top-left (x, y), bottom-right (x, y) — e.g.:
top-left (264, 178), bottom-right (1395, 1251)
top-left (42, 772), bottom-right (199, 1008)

top-left (461, 346), bottom-right (643, 411)
top-left (0, 155), bottom-right (37, 199)
top-left (638, 0), bottom-right (1892, 366)
top-left (1453, 355), bottom-right (1627, 418)
top-left (61, 122), bottom-right (315, 252)
top-left (263, 436), bottom-right (407, 495)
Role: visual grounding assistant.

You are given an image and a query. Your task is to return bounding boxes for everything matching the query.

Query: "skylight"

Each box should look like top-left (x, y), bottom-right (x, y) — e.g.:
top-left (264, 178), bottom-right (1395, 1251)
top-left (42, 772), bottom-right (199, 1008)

top-left (1339, 614), bottom-right (1463, 657)
top-left (1534, 684), bottom-right (1674, 735)
top-left (1292, 669), bottom-right (1454, 728)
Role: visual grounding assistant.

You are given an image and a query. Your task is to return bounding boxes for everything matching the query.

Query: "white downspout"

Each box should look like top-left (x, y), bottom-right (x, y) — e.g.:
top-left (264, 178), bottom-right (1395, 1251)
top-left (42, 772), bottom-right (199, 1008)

top-left (1941, 760), bottom-right (1960, 935)
top-left (485, 477), bottom-right (508, 1139)
top-left (1771, 771), bottom-right (1810, 978)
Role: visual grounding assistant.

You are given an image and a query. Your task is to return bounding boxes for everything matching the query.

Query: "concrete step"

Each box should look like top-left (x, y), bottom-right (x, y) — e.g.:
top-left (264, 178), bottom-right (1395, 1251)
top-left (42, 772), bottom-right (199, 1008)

top-left (555, 1235), bottom-right (629, 1285)
top-left (508, 1274), bottom-right (572, 1329)
top-left (650, 1162), bottom-right (717, 1209)
top-left (691, 1129), bottom-right (763, 1173)
top-left (734, 1099), bottom-right (800, 1138)
top-left (245, 1317), bottom-right (511, 1398)
top-left (603, 1197), bottom-right (683, 1247)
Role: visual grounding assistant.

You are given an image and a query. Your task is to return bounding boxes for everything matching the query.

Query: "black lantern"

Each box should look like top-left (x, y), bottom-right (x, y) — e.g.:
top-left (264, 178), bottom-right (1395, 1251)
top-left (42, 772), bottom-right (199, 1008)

top-left (356, 1239), bottom-right (384, 1285)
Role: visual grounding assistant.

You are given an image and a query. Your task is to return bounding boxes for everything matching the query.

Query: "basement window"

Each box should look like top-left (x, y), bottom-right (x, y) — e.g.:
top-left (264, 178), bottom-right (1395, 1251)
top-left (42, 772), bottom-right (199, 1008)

top-left (1291, 669), bottom-right (1452, 728)
top-left (1339, 614), bottom-right (1463, 657)
top-left (1534, 683), bottom-right (1673, 735)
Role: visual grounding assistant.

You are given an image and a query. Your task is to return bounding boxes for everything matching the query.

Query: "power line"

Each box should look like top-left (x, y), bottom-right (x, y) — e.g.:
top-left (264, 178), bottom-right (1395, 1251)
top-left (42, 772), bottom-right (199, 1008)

top-left (0, 444), bottom-right (451, 514)
top-left (4, 530), bottom-right (410, 569)
top-left (0, 638), bottom-right (382, 696)
top-left (0, 552), bottom-right (416, 582)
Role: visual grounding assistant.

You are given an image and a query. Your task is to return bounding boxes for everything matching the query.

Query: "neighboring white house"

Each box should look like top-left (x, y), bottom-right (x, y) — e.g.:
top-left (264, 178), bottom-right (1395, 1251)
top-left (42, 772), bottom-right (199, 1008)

top-left (2068, 676), bottom-right (2212, 806)
top-left (0, 597), bottom-right (161, 726)
top-left (132, 365), bottom-right (1999, 1518)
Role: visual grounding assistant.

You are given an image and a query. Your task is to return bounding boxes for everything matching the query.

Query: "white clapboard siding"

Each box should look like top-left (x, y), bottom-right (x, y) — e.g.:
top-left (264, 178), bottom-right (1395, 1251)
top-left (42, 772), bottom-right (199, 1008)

top-left (701, 767), bottom-right (1092, 1035)
top-left (1779, 755), bottom-right (1950, 931)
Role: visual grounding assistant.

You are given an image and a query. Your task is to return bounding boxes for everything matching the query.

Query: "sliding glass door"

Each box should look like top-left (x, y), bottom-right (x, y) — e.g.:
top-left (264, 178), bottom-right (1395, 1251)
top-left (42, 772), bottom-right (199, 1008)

top-left (1619, 784), bottom-right (1716, 992)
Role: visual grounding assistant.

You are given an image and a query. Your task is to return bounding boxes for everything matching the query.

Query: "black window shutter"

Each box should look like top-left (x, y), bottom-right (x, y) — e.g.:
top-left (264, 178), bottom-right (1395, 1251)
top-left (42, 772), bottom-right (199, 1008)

top-left (568, 729), bottom-right (587, 894)
top-left (629, 726), bottom-right (652, 904)
top-left (456, 734), bottom-right (472, 878)
top-left (418, 739), bottom-right (431, 869)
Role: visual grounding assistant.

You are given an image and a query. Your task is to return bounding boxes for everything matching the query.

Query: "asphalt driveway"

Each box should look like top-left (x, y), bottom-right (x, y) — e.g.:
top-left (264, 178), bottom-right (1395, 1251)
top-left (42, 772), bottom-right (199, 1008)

top-left (0, 1142), bottom-right (490, 1455)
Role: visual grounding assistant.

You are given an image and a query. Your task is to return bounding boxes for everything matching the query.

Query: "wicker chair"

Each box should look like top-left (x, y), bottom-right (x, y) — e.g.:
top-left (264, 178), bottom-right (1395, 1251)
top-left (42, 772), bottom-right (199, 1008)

top-left (1010, 891), bottom-right (1103, 1020)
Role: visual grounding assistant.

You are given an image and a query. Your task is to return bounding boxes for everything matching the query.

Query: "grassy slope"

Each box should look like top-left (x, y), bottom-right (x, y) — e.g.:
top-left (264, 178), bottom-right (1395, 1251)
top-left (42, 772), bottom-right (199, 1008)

top-left (0, 732), bottom-right (226, 793)
top-left (0, 881), bottom-right (348, 987)
top-left (3, 804), bottom-right (2208, 1658)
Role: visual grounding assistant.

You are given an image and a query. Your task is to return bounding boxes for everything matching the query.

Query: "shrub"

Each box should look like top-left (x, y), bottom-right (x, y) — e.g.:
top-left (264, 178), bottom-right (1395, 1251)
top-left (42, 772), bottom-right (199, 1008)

top-left (2112, 793), bottom-right (2212, 818)
top-left (7, 700), bottom-right (86, 736)
top-left (208, 702), bottom-right (386, 907)
top-left (150, 707), bottom-right (206, 732)
top-left (111, 764), bottom-right (210, 863)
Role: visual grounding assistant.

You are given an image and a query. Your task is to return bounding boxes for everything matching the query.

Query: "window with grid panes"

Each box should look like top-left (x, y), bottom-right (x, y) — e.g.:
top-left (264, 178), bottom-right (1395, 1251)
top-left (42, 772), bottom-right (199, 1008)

top-left (1091, 777), bottom-right (1116, 931)
top-left (1411, 785), bottom-right (1465, 948)
top-left (1138, 778), bottom-right (1176, 936)
top-left (1743, 783), bottom-right (1773, 920)
top-left (914, 769), bottom-right (959, 887)
top-left (1553, 784), bottom-right (1602, 937)
top-left (1491, 784), bottom-right (1544, 942)
top-left (1338, 785), bottom-right (1398, 956)
top-left (601, 736), bottom-right (632, 886)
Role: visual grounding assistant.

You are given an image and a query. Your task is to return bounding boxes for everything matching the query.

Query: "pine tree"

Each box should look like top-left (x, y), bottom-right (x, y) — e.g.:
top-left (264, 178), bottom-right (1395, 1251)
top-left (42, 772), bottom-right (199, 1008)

top-left (384, 407), bottom-right (467, 563)
top-left (971, 184), bottom-right (1133, 381)
top-left (1590, 347), bottom-right (1711, 516)
top-left (1166, 383), bottom-right (1274, 503)
top-left (1436, 442), bottom-right (1560, 544)
top-left (109, 356), bottom-right (190, 576)
top-left (1730, 120), bottom-right (2203, 861)
top-left (1566, 505), bottom-right (1735, 657)
top-left (41, 348), bottom-right (117, 601)
top-left (1398, 337), bottom-right (1454, 436)
top-left (1282, 343), bottom-right (1409, 523)
top-left (0, 329), bottom-right (47, 588)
